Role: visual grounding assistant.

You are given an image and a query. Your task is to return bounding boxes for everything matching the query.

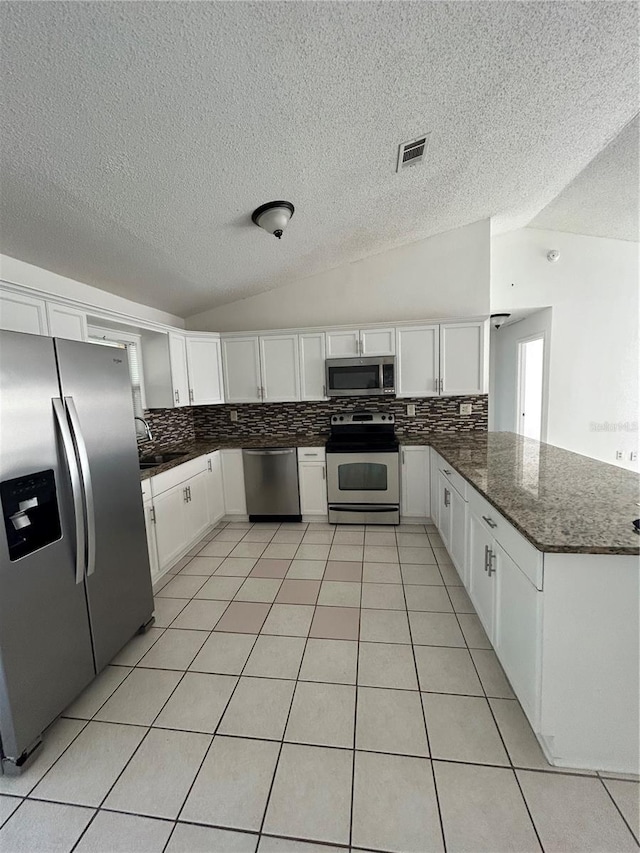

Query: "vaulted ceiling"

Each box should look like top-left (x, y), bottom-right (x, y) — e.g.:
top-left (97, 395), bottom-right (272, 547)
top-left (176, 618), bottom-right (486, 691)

top-left (0, 1), bottom-right (638, 317)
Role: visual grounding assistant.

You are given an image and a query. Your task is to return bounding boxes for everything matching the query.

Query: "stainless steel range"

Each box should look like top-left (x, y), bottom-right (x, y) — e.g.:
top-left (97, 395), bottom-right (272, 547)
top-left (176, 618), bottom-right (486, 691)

top-left (326, 412), bottom-right (400, 525)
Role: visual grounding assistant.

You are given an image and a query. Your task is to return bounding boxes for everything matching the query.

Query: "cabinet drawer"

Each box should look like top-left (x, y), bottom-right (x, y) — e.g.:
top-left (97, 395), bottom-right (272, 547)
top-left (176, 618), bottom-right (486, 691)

top-left (437, 457), bottom-right (467, 501)
top-left (468, 488), bottom-right (543, 589)
top-left (297, 447), bottom-right (326, 461)
top-left (151, 456), bottom-right (208, 497)
top-left (141, 479), bottom-right (152, 502)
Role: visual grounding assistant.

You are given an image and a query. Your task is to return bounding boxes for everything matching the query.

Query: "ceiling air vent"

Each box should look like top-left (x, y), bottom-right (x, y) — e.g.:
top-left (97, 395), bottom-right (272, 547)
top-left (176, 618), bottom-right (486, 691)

top-left (396, 133), bottom-right (430, 172)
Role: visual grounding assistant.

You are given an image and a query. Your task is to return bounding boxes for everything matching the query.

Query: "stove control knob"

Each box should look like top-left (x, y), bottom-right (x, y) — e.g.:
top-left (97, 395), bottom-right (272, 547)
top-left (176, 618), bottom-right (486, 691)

top-left (339, 416), bottom-right (344, 421)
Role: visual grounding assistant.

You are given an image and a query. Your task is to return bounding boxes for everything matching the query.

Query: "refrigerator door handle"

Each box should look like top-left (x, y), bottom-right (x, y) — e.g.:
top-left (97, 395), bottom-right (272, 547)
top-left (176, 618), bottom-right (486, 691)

top-left (52, 398), bottom-right (86, 585)
top-left (65, 396), bottom-right (96, 577)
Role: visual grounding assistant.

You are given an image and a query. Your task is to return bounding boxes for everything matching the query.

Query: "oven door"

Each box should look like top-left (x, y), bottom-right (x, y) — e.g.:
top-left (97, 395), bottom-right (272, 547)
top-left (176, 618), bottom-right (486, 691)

top-left (326, 452), bottom-right (399, 505)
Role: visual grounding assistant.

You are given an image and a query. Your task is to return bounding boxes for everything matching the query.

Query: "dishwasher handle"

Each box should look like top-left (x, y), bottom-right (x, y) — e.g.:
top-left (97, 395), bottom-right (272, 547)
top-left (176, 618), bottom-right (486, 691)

top-left (243, 448), bottom-right (296, 456)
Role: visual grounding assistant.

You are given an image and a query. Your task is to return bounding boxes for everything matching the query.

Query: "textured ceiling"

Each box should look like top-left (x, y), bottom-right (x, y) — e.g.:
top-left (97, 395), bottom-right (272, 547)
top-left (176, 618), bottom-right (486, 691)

top-left (528, 115), bottom-right (639, 242)
top-left (0, 2), bottom-right (638, 317)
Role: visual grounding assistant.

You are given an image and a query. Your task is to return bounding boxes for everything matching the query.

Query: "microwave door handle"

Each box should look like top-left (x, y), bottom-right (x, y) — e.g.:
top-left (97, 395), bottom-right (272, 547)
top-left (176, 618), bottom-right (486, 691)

top-left (52, 398), bottom-right (86, 585)
top-left (379, 362), bottom-right (384, 392)
top-left (65, 397), bottom-right (96, 578)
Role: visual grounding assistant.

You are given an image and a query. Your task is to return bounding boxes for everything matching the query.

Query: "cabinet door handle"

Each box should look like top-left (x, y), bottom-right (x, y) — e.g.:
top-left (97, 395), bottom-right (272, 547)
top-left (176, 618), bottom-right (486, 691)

top-left (207, 459), bottom-right (212, 472)
top-left (402, 450), bottom-right (406, 464)
top-left (189, 388), bottom-right (194, 403)
top-left (322, 385), bottom-right (326, 397)
top-left (484, 544), bottom-right (489, 572)
top-left (482, 515), bottom-right (497, 529)
top-left (439, 378), bottom-right (443, 392)
top-left (487, 548), bottom-right (496, 576)
top-left (444, 488), bottom-right (450, 507)
top-left (188, 486), bottom-right (192, 502)
top-left (322, 467), bottom-right (326, 480)
top-left (150, 506), bottom-right (156, 524)
top-left (434, 378), bottom-right (438, 392)
top-left (174, 389), bottom-right (180, 404)
top-left (443, 469), bottom-right (452, 475)
top-left (183, 487), bottom-right (188, 503)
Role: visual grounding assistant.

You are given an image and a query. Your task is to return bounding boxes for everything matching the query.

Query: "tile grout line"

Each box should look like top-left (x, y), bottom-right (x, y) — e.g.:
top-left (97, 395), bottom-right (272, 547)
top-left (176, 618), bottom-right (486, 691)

top-left (443, 564), bottom-right (545, 852)
top-left (598, 775), bottom-right (640, 846)
top-left (399, 532), bottom-right (448, 853)
top-left (347, 555), bottom-right (364, 849)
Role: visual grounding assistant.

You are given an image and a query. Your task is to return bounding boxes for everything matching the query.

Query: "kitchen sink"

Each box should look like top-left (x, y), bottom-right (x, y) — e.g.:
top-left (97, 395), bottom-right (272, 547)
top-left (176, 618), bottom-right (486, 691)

top-left (138, 452), bottom-right (187, 470)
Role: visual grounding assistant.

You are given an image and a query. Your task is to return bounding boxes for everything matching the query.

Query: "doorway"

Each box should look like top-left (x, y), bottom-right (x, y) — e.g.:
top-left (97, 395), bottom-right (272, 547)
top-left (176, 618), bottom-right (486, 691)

top-left (517, 335), bottom-right (545, 441)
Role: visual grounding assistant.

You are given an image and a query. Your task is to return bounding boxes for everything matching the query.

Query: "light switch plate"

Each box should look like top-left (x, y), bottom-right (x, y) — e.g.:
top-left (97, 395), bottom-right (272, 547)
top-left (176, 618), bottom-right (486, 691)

top-left (230, 410), bottom-right (238, 422)
top-left (460, 403), bottom-right (472, 415)
top-left (406, 404), bottom-right (416, 417)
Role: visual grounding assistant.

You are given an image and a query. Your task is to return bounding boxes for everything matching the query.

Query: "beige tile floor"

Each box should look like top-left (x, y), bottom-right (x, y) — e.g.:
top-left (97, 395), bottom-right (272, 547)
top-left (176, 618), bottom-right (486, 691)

top-left (0, 520), bottom-right (638, 853)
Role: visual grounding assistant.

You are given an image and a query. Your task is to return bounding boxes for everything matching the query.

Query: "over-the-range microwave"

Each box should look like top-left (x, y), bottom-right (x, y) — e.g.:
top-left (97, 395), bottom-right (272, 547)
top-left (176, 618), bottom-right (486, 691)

top-left (325, 356), bottom-right (396, 397)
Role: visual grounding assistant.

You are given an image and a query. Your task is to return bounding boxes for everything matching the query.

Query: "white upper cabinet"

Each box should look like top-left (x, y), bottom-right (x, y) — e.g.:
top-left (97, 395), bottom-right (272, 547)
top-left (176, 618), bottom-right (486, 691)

top-left (396, 325), bottom-right (439, 397)
top-left (260, 334), bottom-right (300, 402)
top-left (46, 304), bottom-right (88, 341)
top-left (360, 327), bottom-right (395, 356)
top-left (299, 332), bottom-right (327, 400)
top-left (168, 334), bottom-right (190, 407)
top-left (440, 321), bottom-right (487, 395)
top-left (326, 327), bottom-right (395, 358)
top-left (222, 336), bottom-right (262, 403)
top-left (186, 336), bottom-right (224, 405)
top-left (0, 290), bottom-right (48, 335)
top-left (326, 329), bottom-right (360, 357)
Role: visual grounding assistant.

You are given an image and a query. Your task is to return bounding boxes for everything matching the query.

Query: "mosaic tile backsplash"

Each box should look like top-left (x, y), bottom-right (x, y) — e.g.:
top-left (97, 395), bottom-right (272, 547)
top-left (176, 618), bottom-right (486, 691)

top-left (138, 396), bottom-right (487, 453)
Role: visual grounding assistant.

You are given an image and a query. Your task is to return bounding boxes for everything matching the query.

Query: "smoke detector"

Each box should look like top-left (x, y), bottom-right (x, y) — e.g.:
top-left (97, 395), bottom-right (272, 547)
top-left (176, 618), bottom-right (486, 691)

top-left (396, 133), bottom-right (430, 172)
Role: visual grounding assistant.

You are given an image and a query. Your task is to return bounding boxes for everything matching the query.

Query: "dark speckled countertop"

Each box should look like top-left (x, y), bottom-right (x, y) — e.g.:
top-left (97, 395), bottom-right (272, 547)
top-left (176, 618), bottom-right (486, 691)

top-left (140, 431), bottom-right (640, 555)
top-left (427, 432), bottom-right (640, 556)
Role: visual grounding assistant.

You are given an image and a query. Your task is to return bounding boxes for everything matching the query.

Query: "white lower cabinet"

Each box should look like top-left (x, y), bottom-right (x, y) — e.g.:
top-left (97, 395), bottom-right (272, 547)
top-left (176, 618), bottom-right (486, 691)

top-left (184, 471), bottom-right (210, 544)
top-left (448, 483), bottom-right (467, 584)
top-left (468, 509), bottom-right (498, 641)
top-left (153, 484), bottom-right (190, 574)
top-left (205, 451), bottom-right (225, 524)
top-left (297, 448), bottom-right (327, 517)
top-left (220, 449), bottom-right (247, 515)
top-left (494, 543), bottom-right (542, 726)
top-left (142, 499), bottom-right (160, 584)
top-left (400, 446), bottom-right (430, 519)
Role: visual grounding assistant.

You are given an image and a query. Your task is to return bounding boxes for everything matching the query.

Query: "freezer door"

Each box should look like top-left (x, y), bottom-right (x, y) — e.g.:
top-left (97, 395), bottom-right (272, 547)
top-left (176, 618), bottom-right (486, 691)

top-left (0, 331), bottom-right (95, 766)
top-left (54, 339), bottom-right (154, 672)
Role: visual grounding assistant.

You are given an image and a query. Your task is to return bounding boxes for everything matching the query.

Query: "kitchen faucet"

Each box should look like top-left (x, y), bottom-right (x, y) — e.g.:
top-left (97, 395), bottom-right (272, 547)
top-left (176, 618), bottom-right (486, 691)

top-left (134, 416), bottom-right (153, 442)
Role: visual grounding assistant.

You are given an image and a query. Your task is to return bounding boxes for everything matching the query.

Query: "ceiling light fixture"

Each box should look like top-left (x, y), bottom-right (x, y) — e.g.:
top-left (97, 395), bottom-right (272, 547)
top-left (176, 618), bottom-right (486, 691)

top-left (251, 200), bottom-right (295, 239)
top-left (490, 313), bottom-right (511, 329)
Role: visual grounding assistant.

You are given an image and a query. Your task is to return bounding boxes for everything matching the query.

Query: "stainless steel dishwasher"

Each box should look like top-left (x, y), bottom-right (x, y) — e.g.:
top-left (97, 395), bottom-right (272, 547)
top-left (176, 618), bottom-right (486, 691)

top-left (242, 448), bottom-right (301, 522)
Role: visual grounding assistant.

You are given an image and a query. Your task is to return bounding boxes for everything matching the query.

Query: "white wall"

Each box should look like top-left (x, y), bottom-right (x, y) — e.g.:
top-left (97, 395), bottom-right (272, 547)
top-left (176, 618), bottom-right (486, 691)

top-left (489, 308), bottom-right (553, 438)
top-left (0, 254), bottom-right (184, 328)
top-left (492, 228), bottom-right (639, 471)
top-left (187, 219), bottom-right (490, 332)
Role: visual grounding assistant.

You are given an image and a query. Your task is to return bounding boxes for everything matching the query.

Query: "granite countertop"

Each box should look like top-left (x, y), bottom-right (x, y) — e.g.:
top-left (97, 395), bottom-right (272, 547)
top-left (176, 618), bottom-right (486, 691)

top-left (139, 435), bottom-right (328, 480)
top-left (426, 432), bottom-right (640, 556)
top-left (139, 430), bottom-right (640, 555)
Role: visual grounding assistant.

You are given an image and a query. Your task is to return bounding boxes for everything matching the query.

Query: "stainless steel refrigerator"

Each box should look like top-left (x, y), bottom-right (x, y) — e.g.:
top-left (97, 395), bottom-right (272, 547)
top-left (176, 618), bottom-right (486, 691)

top-left (0, 330), bottom-right (154, 775)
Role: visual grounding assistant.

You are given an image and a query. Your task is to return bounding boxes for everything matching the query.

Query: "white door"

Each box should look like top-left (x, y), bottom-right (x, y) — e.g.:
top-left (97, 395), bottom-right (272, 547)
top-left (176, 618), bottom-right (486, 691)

top-left (205, 452), bottom-right (225, 524)
top-left (468, 511), bottom-right (497, 641)
top-left (396, 326), bottom-right (440, 397)
top-left (260, 334), bottom-right (300, 402)
top-left (517, 335), bottom-right (545, 441)
top-left (448, 484), bottom-right (467, 585)
top-left (184, 471), bottom-right (210, 544)
top-left (494, 542), bottom-right (542, 727)
top-left (143, 501), bottom-right (160, 583)
top-left (169, 334), bottom-right (190, 407)
top-left (326, 330), bottom-right (360, 357)
top-left (0, 290), bottom-right (48, 334)
top-left (401, 447), bottom-right (430, 518)
top-left (222, 336), bottom-right (261, 403)
top-left (299, 333), bottom-right (327, 400)
top-left (298, 462), bottom-right (328, 515)
top-left (186, 337), bottom-right (224, 405)
top-left (360, 328), bottom-right (396, 356)
top-left (221, 449), bottom-right (247, 515)
top-left (46, 304), bottom-right (88, 341)
top-left (153, 485), bottom-right (188, 572)
top-left (437, 471), bottom-right (452, 549)
top-left (440, 322), bottom-right (486, 395)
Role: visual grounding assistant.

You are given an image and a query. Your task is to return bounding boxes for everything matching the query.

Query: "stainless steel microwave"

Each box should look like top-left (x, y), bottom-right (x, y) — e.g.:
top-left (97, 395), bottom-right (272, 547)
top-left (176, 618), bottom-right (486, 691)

top-left (325, 356), bottom-right (396, 397)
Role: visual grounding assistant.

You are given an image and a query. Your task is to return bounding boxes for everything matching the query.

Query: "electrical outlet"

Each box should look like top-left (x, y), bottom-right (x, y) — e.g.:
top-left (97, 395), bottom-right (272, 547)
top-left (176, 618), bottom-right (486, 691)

top-left (460, 403), bottom-right (472, 415)
top-left (615, 450), bottom-right (623, 460)
top-left (631, 451), bottom-right (638, 462)
top-left (230, 410), bottom-right (238, 422)
top-left (406, 404), bottom-right (416, 417)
